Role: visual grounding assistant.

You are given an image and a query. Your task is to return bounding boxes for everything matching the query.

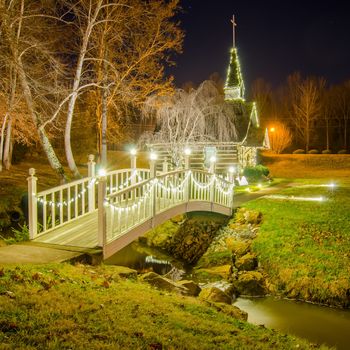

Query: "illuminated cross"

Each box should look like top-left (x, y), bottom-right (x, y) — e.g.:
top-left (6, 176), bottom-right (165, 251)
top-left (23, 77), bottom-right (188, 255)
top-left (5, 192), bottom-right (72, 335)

top-left (231, 14), bottom-right (237, 48)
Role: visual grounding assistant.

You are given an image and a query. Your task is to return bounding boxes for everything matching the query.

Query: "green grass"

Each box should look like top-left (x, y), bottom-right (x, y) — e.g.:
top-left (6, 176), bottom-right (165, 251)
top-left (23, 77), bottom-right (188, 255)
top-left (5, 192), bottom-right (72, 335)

top-left (0, 264), bottom-right (328, 350)
top-left (244, 180), bottom-right (350, 307)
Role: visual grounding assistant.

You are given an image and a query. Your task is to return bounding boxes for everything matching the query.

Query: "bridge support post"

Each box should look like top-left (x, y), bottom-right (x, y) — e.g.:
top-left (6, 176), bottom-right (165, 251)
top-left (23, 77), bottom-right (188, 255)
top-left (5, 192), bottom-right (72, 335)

top-left (209, 158), bottom-right (216, 205)
top-left (130, 149), bottom-right (137, 186)
top-left (149, 156), bottom-right (157, 224)
top-left (98, 175), bottom-right (107, 247)
top-left (88, 155), bottom-right (96, 212)
top-left (162, 158), bottom-right (168, 173)
top-left (27, 168), bottom-right (38, 239)
top-left (184, 152), bottom-right (191, 202)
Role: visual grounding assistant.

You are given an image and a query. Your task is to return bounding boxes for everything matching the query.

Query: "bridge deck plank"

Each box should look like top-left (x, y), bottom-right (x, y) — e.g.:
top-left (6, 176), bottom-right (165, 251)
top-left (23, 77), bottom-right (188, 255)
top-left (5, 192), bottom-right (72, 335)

top-left (34, 212), bottom-right (98, 248)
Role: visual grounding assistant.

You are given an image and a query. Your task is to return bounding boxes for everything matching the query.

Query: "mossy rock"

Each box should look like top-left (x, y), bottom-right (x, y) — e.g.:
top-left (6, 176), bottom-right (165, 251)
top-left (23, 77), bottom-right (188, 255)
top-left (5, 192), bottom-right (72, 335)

top-left (199, 287), bottom-right (232, 305)
top-left (226, 238), bottom-right (251, 258)
top-left (234, 208), bottom-right (262, 225)
top-left (233, 271), bottom-right (266, 296)
top-left (143, 220), bottom-right (179, 249)
top-left (107, 266), bottom-right (138, 280)
top-left (171, 214), bottom-right (186, 224)
top-left (195, 250), bottom-right (232, 269)
top-left (235, 253), bottom-right (258, 271)
top-left (209, 302), bottom-right (248, 321)
top-left (140, 272), bottom-right (188, 294)
top-left (177, 280), bottom-right (201, 296)
top-left (194, 265), bottom-right (232, 281)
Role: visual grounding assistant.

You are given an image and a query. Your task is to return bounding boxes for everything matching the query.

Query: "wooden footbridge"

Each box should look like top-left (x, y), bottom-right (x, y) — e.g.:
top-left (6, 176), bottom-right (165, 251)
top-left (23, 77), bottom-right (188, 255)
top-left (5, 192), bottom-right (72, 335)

top-left (27, 154), bottom-right (236, 259)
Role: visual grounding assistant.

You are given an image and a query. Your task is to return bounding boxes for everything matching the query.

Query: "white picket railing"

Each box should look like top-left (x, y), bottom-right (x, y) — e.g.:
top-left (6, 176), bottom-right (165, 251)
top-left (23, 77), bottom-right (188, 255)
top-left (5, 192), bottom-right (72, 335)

top-left (27, 152), bottom-right (236, 250)
top-left (27, 155), bottom-right (150, 239)
top-left (102, 169), bottom-right (234, 244)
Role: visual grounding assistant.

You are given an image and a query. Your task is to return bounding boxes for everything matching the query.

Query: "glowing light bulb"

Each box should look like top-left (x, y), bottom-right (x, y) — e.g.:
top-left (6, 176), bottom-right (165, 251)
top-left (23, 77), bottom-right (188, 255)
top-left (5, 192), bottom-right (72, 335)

top-left (228, 166), bottom-right (235, 174)
top-left (98, 168), bottom-right (106, 177)
top-left (210, 156), bottom-right (217, 163)
top-left (184, 147), bottom-right (192, 156)
top-left (130, 148), bottom-right (137, 156)
top-left (150, 152), bottom-right (158, 161)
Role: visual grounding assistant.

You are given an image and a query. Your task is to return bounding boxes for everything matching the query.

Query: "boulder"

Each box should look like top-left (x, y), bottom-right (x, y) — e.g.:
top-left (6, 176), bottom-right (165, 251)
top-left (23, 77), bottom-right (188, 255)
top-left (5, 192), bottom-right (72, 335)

top-left (171, 214), bottom-right (185, 224)
top-left (199, 287), bottom-right (232, 305)
top-left (233, 271), bottom-right (266, 296)
top-left (234, 208), bottom-right (262, 225)
top-left (140, 272), bottom-right (188, 294)
top-left (226, 238), bottom-right (251, 258)
top-left (211, 303), bottom-right (248, 321)
top-left (177, 280), bottom-right (201, 296)
top-left (194, 265), bottom-right (232, 281)
top-left (105, 266), bottom-right (138, 280)
top-left (235, 253), bottom-right (258, 271)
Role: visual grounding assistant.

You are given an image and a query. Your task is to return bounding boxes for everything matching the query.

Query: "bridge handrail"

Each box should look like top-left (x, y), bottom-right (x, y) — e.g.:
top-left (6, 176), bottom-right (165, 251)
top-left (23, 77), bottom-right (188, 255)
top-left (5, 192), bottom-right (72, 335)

top-left (37, 176), bottom-right (95, 197)
top-left (102, 168), bottom-right (235, 246)
top-left (107, 169), bottom-right (187, 199)
top-left (106, 169), bottom-right (234, 200)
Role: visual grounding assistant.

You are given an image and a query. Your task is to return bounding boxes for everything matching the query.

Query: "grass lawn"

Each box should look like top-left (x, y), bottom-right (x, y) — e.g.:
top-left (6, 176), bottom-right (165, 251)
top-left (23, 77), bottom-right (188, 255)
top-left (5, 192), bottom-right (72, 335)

top-left (0, 264), bottom-right (328, 350)
top-left (261, 152), bottom-right (350, 179)
top-left (244, 180), bottom-right (350, 307)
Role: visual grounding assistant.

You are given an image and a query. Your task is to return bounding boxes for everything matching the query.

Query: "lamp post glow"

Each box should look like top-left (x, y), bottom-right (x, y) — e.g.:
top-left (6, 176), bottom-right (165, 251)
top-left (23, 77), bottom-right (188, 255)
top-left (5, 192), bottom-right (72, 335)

top-left (184, 147), bottom-right (192, 156)
top-left (184, 147), bottom-right (191, 169)
top-left (209, 155), bottom-right (216, 174)
top-left (98, 168), bottom-right (106, 177)
top-left (228, 165), bottom-right (235, 182)
top-left (150, 152), bottom-right (158, 161)
top-left (130, 148), bottom-right (137, 185)
top-left (149, 152), bottom-right (158, 178)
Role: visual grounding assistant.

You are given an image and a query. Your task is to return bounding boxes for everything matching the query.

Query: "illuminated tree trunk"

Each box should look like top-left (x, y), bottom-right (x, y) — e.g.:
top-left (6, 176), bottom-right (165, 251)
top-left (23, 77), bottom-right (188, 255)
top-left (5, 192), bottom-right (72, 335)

top-left (65, 0), bottom-right (103, 178)
top-left (0, 114), bottom-right (8, 171)
top-left (3, 116), bottom-right (12, 169)
top-left (101, 84), bottom-right (108, 167)
top-left (17, 61), bottom-right (67, 180)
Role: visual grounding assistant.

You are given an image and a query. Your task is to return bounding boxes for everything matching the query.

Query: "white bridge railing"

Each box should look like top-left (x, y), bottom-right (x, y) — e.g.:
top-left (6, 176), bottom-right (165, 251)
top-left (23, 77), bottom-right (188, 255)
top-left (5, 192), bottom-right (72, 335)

top-left (27, 152), bottom-right (237, 249)
top-left (100, 169), bottom-right (234, 246)
top-left (27, 155), bottom-right (150, 239)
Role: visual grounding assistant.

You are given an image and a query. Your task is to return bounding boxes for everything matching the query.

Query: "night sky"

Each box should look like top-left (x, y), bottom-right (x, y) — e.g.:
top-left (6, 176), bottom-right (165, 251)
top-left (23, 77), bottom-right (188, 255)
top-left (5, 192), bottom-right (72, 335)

top-left (168, 0), bottom-right (350, 92)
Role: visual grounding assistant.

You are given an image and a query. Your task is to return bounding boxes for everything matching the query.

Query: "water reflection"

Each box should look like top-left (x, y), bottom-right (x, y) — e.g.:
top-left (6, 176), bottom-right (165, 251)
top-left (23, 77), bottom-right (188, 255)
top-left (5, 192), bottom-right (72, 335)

top-left (104, 242), bottom-right (174, 276)
top-left (235, 297), bottom-right (350, 350)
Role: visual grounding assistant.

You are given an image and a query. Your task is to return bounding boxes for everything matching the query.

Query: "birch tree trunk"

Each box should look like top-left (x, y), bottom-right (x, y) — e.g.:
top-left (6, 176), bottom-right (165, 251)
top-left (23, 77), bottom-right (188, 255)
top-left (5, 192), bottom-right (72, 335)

top-left (64, 0), bottom-right (103, 178)
top-left (3, 116), bottom-right (12, 169)
top-left (16, 57), bottom-right (67, 180)
top-left (0, 114), bottom-right (8, 171)
top-left (101, 84), bottom-right (108, 167)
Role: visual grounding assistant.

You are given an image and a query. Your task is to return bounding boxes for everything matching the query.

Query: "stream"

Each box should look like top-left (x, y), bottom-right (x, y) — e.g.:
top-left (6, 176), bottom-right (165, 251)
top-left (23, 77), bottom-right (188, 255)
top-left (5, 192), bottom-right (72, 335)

top-left (105, 242), bottom-right (350, 350)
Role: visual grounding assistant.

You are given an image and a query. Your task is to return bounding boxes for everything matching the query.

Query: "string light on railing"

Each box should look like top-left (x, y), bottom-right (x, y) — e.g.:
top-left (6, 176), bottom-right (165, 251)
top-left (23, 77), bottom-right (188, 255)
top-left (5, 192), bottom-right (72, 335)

top-left (107, 182), bottom-right (155, 212)
top-left (36, 178), bottom-right (96, 207)
top-left (107, 170), bottom-right (140, 192)
top-left (215, 181), bottom-right (234, 195)
top-left (191, 173), bottom-right (215, 189)
top-left (157, 171), bottom-right (190, 193)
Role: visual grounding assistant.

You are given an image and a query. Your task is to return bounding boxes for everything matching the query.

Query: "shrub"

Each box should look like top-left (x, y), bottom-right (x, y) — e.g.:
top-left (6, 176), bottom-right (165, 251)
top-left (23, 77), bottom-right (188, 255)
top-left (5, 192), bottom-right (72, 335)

top-left (308, 149), bottom-right (319, 154)
top-left (243, 165), bottom-right (269, 181)
top-left (338, 149), bottom-right (348, 154)
top-left (1, 224), bottom-right (30, 244)
top-left (322, 149), bottom-right (332, 154)
top-left (292, 149), bottom-right (305, 154)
